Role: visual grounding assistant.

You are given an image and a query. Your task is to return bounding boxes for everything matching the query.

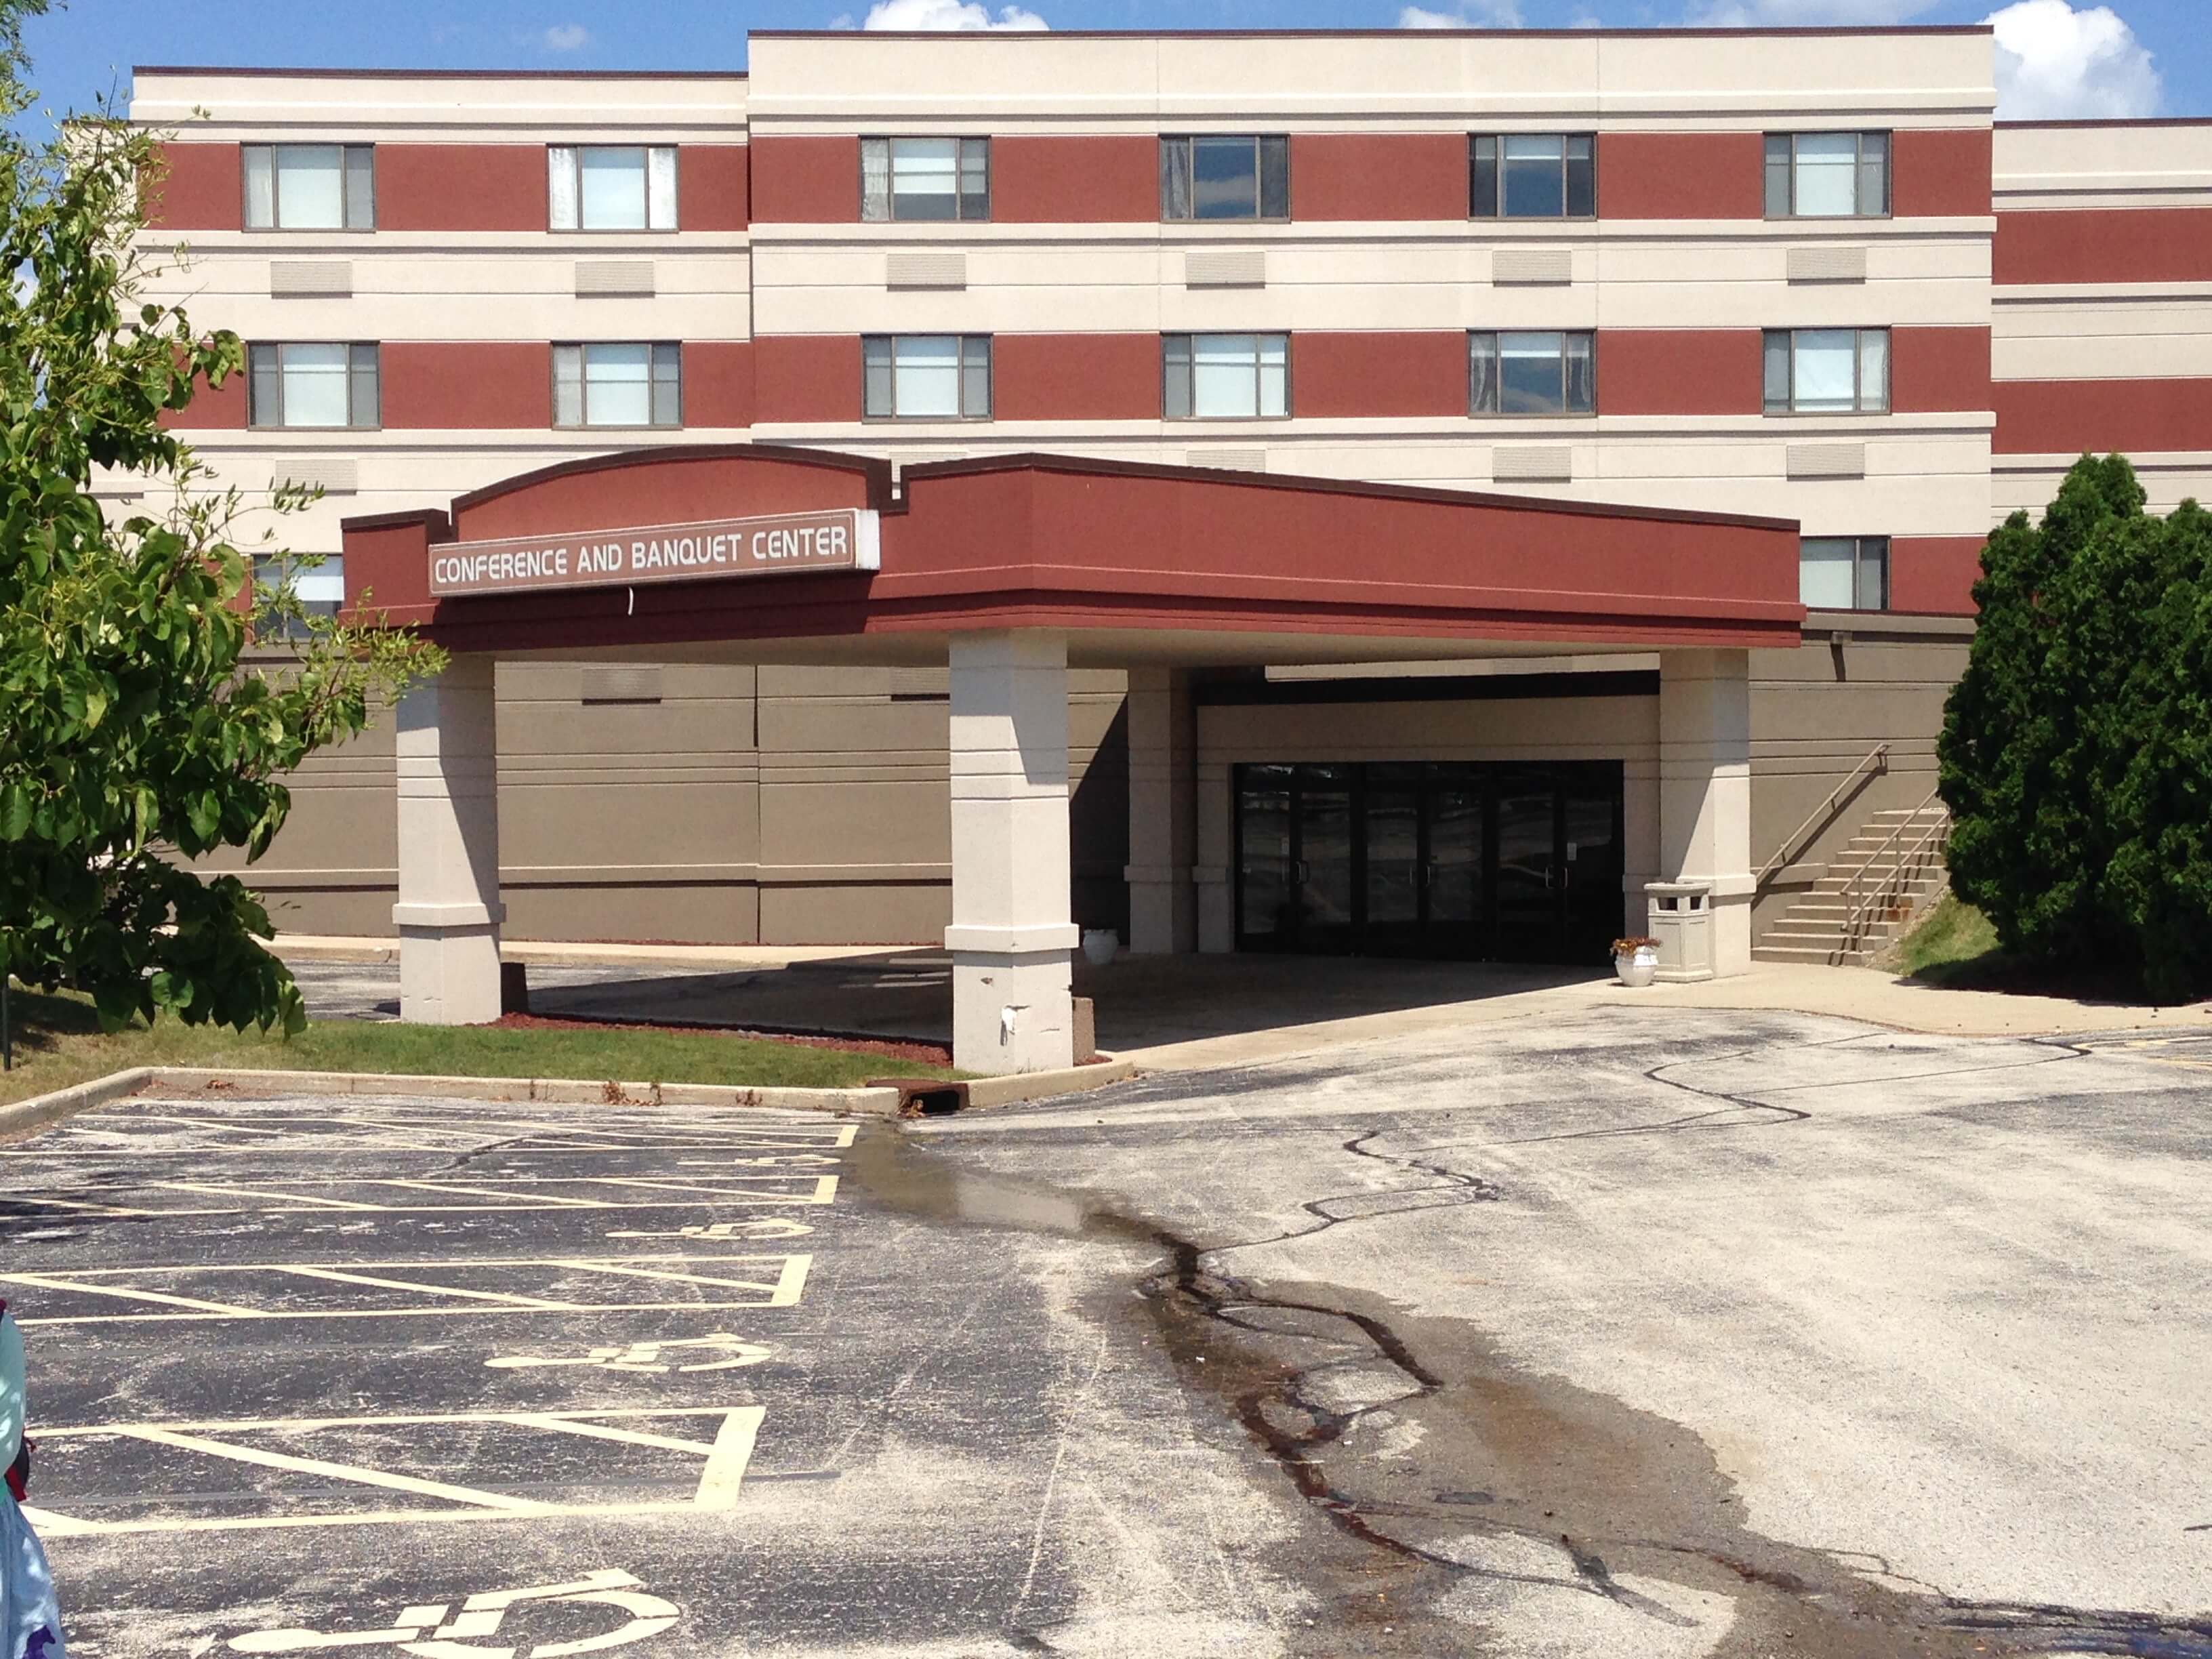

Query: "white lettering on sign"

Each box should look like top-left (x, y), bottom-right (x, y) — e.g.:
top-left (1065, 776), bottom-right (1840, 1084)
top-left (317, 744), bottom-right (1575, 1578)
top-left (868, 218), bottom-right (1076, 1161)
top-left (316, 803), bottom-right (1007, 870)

top-left (429, 509), bottom-right (881, 599)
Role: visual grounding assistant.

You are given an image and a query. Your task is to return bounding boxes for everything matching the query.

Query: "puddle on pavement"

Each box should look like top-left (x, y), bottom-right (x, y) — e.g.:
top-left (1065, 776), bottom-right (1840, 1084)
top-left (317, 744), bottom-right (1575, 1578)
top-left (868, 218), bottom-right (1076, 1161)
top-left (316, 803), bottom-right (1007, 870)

top-left (850, 1122), bottom-right (2212, 1659)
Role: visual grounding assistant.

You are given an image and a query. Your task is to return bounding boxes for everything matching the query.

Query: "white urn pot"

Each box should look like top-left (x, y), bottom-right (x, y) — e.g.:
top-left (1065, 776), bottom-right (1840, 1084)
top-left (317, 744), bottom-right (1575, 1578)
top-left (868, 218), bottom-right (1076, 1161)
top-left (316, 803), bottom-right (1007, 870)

top-left (1614, 945), bottom-right (1659, 988)
top-left (1081, 928), bottom-right (1120, 967)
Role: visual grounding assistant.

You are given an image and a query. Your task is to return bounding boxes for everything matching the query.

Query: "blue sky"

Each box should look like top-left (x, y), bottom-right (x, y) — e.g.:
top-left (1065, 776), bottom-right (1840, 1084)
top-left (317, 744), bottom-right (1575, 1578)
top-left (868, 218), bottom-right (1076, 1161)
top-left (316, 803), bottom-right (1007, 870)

top-left (21, 0), bottom-right (2207, 123)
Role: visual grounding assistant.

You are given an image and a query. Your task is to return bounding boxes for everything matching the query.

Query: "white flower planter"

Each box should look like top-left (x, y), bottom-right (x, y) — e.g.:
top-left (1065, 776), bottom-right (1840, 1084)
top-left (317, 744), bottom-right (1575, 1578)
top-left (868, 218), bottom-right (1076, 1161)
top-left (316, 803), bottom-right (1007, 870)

top-left (1615, 946), bottom-right (1659, 988)
top-left (1081, 928), bottom-right (1120, 967)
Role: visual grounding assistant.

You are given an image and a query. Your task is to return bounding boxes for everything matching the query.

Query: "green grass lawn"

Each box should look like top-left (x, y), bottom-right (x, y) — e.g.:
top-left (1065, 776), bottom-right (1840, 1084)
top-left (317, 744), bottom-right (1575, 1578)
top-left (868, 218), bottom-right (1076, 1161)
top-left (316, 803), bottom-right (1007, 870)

top-left (1886, 893), bottom-right (2003, 981)
top-left (0, 983), bottom-right (950, 1110)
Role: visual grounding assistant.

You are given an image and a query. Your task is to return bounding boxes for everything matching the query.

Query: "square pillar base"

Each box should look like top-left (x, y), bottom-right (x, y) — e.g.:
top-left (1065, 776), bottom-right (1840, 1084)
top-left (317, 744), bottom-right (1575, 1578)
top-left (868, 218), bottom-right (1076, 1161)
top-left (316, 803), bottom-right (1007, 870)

top-left (949, 937), bottom-right (1078, 1075)
top-left (397, 916), bottom-right (504, 1025)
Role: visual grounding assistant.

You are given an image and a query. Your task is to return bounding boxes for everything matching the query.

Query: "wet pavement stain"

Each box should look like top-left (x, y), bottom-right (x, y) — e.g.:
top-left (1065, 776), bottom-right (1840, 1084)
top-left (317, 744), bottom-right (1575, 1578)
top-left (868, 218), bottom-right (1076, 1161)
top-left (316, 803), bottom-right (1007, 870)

top-left (851, 1118), bottom-right (2212, 1659)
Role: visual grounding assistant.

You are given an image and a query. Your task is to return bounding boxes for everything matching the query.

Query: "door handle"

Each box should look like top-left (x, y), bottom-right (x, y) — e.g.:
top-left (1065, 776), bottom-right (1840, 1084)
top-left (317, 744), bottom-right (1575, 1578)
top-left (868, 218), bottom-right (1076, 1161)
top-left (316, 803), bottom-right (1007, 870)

top-left (1295, 860), bottom-right (1309, 884)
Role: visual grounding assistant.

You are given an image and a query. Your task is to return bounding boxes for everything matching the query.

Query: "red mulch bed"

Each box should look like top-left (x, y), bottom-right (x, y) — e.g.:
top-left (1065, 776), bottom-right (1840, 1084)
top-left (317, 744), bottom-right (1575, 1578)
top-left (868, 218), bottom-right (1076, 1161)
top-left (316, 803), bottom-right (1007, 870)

top-left (492, 1011), bottom-right (952, 1068)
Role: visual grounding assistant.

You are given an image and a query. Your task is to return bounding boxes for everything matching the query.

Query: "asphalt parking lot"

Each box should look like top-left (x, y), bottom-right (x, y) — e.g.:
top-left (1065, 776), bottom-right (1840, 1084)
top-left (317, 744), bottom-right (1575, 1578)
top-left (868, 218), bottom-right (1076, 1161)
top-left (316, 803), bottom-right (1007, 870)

top-left (7, 1007), bottom-right (2212, 1657)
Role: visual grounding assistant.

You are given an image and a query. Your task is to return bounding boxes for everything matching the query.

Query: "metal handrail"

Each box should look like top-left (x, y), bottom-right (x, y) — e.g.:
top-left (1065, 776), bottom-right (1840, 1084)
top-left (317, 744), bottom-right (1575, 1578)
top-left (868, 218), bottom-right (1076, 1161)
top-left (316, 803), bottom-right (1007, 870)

top-left (1755, 743), bottom-right (1889, 889)
top-left (1839, 783), bottom-right (1948, 953)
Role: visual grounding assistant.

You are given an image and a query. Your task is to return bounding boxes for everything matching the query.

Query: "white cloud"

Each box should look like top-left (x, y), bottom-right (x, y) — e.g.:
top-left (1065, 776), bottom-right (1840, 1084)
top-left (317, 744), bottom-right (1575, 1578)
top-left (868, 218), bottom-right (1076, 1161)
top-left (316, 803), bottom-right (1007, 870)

top-left (859, 0), bottom-right (1048, 28)
top-left (1399, 0), bottom-right (1521, 23)
top-left (1685, 0), bottom-right (1940, 22)
top-left (1986, 0), bottom-right (2160, 120)
top-left (541, 23), bottom-right (590, 51)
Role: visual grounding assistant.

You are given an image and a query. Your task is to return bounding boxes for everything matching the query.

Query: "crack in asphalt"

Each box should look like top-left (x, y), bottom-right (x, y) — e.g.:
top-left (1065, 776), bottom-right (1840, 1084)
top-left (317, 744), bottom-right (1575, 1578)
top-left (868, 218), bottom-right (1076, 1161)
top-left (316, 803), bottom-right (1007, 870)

top-left (861, 1025), bottom-right (2211, 1658)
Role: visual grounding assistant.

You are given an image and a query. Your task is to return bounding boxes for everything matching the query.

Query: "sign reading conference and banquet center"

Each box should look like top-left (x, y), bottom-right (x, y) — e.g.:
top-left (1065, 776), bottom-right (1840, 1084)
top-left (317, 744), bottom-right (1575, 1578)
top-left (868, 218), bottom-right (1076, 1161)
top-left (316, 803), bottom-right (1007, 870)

top-left (428, 508), bottom-right (882, 599)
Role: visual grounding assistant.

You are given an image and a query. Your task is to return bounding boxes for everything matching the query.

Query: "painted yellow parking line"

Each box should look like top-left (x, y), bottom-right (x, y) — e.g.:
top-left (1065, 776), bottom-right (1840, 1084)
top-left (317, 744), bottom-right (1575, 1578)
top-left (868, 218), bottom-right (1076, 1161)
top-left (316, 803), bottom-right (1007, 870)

top-left (4, 1254), bottom-right (813, 1324)
top-left (117, 1427), bottom-right (545, 1513)
top-left (153, 1182), bottom-right (389, 1211)
top-left (0, 1273), bottom-right (261, 1317)
top-left (24, 1406), bottom-right (769, 1537)
top-left (270, 1267), bottom-right (576, 1311)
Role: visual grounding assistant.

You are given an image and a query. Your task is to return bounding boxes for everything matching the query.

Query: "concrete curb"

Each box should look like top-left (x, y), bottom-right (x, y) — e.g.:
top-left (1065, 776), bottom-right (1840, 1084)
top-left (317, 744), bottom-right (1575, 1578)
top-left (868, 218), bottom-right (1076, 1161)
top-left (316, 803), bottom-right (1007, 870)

top-left (962, 1055), bottom-right (1139, 1109)
top-left (0, 1067), bottom-right (158, 1143)
top-left (0, 1053), bottom-right (1141, 1140)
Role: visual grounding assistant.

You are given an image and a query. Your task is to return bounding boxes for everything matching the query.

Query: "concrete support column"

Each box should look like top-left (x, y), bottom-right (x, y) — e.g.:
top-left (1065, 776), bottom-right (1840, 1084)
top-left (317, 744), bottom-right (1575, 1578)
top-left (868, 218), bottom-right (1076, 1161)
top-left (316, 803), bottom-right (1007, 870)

top-left (394, 656), bottom-right (505, 1024)
top-left (1657, 648), bottom-right (1755, 978)
top-left (946, 632), bottom-right (1078, 1074)
top-left (1194, 754), bottom-right (1234, 954)
top-left (1123, 668), bottom-right (1197, 954)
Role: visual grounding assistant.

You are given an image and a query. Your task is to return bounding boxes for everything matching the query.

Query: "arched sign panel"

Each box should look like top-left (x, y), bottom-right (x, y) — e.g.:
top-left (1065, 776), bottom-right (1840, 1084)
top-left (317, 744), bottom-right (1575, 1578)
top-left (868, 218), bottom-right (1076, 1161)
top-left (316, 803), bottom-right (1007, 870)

top-left (428, 508), bottom-right (880, 600)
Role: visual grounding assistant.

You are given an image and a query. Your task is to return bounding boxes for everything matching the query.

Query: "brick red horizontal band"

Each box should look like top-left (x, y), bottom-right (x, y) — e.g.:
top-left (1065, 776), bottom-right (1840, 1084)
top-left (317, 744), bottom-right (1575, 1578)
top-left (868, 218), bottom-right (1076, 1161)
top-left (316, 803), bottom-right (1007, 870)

top-left (1889, 535), bottom-right (1986, 616)
top-left (1996, 207), bottom-right (2212, 285)
top-left (161, 328), bottom-right (1999, 430)
top-left (1994, 376), bottom-right (2212, 454)
top-left (146, 140), bottom-right (750, 233)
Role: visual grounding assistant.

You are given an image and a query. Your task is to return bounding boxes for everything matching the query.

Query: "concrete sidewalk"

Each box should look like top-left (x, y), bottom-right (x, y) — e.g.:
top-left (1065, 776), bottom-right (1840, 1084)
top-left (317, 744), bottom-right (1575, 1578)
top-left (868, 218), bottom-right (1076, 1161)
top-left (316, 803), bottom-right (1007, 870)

top-left (274, 935), bottom-right (2212, 1071)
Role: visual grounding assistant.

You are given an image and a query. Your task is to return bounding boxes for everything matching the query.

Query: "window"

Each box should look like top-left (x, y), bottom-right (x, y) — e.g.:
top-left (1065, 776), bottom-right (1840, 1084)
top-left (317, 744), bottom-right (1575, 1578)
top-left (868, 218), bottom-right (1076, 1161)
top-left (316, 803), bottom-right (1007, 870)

top-left (1763, 328), bottom-right (1889, 414)
top-left (863, 335), bottom-right (992, 420)
top-left (1765, 132), bottom-right (1889, 218)
top-left (253, 554), bottom-right (346, 632)
top-left (1470, 332), bottom-right (1595, 416)
top-left (548, 146), bottom-right (678, 231)
top-left (1471, 134), bottom-right (1595, 219)
top-left (553, 343), bottom-right (682, 427)
top-left (247, 344), bottom-right (379, 428)
top-left (1160, 136), bottom-right (1290, 222)
top-left (243, 145), bottom-right (374, 230)
top-left (861, 138), bottom-right (990, 222)
top-left (1163, 333), bottom-right (1289, 419)
top-left (1800, 536), bottom-right (1889, 611)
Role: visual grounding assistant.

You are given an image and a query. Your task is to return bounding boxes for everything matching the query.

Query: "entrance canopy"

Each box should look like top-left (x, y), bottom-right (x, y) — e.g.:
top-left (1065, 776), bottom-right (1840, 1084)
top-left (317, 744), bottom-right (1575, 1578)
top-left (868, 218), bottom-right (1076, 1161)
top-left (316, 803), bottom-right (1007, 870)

top-left (340, 445), bottom-right (1802, 663)
top-left (340, 447), bottom-right (1801, 1076)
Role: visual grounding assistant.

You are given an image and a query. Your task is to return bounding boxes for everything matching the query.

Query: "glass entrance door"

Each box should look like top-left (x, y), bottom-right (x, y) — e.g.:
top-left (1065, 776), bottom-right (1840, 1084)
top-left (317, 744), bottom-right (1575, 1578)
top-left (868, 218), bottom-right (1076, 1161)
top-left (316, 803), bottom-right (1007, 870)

top-left (1233, 759), bottom-right (1624, 964)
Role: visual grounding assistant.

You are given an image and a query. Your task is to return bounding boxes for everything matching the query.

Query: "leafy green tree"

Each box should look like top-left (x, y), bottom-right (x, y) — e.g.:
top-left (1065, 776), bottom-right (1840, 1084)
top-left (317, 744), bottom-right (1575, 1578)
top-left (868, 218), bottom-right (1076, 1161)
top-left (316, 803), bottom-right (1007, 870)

top-left (0, 0), bottom-right (438, 1033)
top-left (1938, 453), bottom-right (2212, 1000)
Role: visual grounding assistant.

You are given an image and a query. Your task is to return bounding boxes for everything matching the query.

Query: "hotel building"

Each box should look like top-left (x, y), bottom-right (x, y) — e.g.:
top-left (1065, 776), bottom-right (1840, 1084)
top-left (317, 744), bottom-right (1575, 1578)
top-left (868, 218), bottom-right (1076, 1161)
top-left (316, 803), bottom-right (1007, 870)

top-left (120, 28), bottom-right (2212, 1064)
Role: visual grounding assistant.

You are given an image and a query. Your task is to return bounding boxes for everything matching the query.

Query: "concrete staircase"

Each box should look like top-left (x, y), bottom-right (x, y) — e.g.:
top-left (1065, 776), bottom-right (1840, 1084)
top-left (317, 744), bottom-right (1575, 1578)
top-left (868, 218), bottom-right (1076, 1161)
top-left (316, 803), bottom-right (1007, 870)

top-left (1753, 804), bottom-right (1951, 966)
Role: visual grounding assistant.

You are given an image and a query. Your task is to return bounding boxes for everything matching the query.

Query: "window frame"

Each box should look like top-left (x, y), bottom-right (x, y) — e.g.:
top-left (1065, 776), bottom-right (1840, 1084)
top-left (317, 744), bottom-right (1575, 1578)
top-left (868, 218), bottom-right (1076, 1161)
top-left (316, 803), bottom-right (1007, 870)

top-left (242, 144), bottom-right (375, 232)
top-left (1763, 131), bottom-right (1891, 220)
top-left (1469, 132), bottom-right (1597, 221)
top-left (1799, 535), bottom-right (1891, 612)
top-left (861, 334), bottom-right (995, 422)
top-left (547, 145), bottom-right (680, 233)
top-left (551, 342), bottom-right (684, 429)
top-left (1762, 327), bottom-right (1890, 416)
top-left (246, 342), bottom-right (381, 430)
top-left (859, 136), bottom-right (992, 223)
top-left (1161, 332), bottom-right (1292, 422)
top-left (1159, 134), bottom-right (1292, 224)
top-left (251, 552), bottom-right (347, 634)
top-left (1468, 330), bottom-right (1597, 417)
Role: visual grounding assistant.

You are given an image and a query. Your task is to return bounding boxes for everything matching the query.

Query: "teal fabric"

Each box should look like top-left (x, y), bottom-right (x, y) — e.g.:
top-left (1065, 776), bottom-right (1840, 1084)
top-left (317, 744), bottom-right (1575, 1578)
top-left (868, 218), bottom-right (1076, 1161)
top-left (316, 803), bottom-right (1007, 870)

top-left (0, 1311), bottom-right (64, 1659)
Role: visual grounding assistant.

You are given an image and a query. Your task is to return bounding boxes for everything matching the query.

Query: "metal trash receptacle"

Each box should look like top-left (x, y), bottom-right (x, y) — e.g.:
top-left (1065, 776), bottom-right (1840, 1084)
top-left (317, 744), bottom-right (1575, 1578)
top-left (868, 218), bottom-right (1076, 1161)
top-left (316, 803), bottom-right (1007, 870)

top-left (1645, 880), bottom-right (1715, 982)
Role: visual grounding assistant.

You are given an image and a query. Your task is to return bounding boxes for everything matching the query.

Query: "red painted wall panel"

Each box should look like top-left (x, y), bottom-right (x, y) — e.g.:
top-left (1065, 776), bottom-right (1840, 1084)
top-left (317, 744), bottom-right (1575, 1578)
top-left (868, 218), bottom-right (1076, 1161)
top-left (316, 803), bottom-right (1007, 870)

top-left (994, 136), bottom-right (1157, 224)
top-left (1291, 134), bottom-right (1465, 222)
top-left (1892, 128), bottom-right (1992, 219)
top-left (1996, 207), bottom-right (2212, 285)
top-left (146, 142), bottom-right (241, 230)
top-left (1596, 329), bottom-right (1763, 415)
top-left (450, 452), bottom-right (875, 545)
top-left (994, 333), bottom-right (1158, 419)
top-left (1994, 377), bottom-right (2212, 455)
top-left (378, 145), bottom-right (545, 232)
top-left (753, 335), bottom-right (863, 422)
top-left (683, 340), bottom-right (756, 428)
top-left (381, 342), bottom-right (550, 429)
top-left (750, 136), bottom-right (859, 224)
top-left (1597, 132), bottom-right (1763, 220)
top-left (1294, 331), bottom-right (1468, 417)
top-left (1891, 325), bottom-right (1992, 414)
top-left (1889, 535), bottom-right (1986, 617)
top-left (161, 363), bottom-right (247, 429)
top-left (680, 144), bottom-right (750, 231)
